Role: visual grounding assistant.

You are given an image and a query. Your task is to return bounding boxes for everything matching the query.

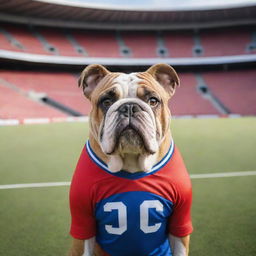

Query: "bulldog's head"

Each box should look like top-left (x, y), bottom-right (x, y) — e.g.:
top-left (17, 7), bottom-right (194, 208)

top-left (79, 64), bottom-right (180, 173)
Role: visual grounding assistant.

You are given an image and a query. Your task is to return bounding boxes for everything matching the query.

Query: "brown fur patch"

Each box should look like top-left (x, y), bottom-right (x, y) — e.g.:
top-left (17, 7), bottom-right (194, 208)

top-left (137, 72), bottom-right (171, 141)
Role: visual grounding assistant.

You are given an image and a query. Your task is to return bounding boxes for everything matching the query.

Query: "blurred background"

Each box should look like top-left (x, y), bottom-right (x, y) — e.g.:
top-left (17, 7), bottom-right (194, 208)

top-left (0, 0), bottom-right (255, 255)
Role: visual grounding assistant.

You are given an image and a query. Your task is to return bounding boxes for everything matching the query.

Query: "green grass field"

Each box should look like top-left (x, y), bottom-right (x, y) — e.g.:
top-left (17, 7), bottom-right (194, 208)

top-left (0, 117), bottom-right (256, 256)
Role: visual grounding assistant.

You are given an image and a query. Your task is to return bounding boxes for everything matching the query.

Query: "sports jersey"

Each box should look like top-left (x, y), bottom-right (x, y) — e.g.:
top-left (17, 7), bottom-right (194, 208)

top-left (69, 140), bottom-right (193, 256)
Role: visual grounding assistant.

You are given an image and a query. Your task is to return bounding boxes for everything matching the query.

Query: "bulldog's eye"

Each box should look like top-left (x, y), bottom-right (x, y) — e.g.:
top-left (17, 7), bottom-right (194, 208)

top-left (148, 97), bottom-right (159, 107)
top-left (101, 98), bottom-right (112, 108)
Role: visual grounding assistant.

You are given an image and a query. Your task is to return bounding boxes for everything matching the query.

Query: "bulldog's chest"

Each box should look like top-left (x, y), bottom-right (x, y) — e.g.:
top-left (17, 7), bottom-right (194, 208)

top-left (90, 176), bottom-right (175, 256)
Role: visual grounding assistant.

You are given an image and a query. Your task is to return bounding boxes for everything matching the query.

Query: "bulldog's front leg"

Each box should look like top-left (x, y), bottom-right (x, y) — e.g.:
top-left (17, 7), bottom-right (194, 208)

top-left (68, 237), bottom-right (103, 256)
top-left (169, 235), bottom-right (190, 256)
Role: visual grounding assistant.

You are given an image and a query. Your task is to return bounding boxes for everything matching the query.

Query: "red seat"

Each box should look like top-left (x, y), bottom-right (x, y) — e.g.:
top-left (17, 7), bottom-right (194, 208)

top-left (72, 30), bottom-right (120, 57)
top-left (3, 24), bottom-right (50, 55)
top-left (169, 73), bottom-right (219, 116)
top-left (0, 85), bottom-right (67, 119)
top-left (203, 70), bottom-right (256, 115)
top-left (0, 71), bottom-right (91, 116)
top-left (121, 32), bottom-right (158, 58)
top-left (200, 28), bottom-right (252, 56)
top-left (163, 31), bottom-right (194, 57)
top-left (38, 28), bottom-right (80, 56)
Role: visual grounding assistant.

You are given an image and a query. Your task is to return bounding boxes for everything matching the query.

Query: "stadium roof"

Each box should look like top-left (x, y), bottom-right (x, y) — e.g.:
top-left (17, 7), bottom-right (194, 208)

top-left (0, 0), bottom-right (255, 30)
top-left (36, 0), bottom-right (256, 11)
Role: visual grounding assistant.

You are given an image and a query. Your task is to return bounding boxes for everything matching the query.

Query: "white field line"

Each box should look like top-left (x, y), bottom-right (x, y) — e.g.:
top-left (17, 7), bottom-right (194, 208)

top-left (190, 170), bottom-right (256, 179)
top-left (0, 171), bottom-right (256, 190)
top-left (0, 182), bottom-right (70, 190)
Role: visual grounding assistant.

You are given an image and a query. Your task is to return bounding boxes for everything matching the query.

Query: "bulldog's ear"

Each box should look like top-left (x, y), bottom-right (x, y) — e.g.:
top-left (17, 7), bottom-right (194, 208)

top-left (78, 64), bottom-right (110, 99)
top-left (146, 63), bottom-right (180, 96)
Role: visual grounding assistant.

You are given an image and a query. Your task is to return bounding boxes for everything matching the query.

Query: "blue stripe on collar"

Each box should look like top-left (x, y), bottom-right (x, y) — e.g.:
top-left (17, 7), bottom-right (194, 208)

top-left (85, 139), bottom-right (174, 180)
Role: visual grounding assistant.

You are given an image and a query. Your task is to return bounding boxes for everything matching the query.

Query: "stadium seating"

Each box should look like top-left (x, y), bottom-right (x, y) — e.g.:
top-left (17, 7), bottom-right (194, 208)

top-left (1, 23), bottom-right (255, 58)
top-left (163, 31), bottom-right (194, 57)
top-left (1, 24), bottom-right (51, 55)
top-left (202, 69), bottom-right (256, 115)
top-left (0, 22), bottom-right (255, 119)
top-left (0, 85), bottom-right (67, 119)
top-left (0, 32), bottom-right (15, 51)
top-left (169, 73), bottom-right (219, 116)
top-left (72, 30), bottom-right (120, 57)
top-left (200, 27), bottom-right (256, 56)
top-left (0, 71), bottom-right (91, 118)
top-left (0, 69), bottom-right (255, 119)
top-left (120, 31), bottom-right (158, 58)
top-left (37, 27), bottom-right (81, 56)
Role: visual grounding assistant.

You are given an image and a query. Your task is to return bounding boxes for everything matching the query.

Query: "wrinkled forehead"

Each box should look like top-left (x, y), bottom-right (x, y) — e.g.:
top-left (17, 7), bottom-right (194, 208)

top-left (114, 72), bottom-right (168, 98)
top-left (113, 73), bottom-right (141, 98)
top-left (90, 72), bottom-right (167, 104)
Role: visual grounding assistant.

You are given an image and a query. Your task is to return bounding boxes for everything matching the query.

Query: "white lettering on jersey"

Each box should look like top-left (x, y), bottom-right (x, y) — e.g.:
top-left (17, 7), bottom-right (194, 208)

top-left (103, 202), bottom-right (127, 235)
top-left (140, 200), bottom-right (163, 233)
top-left (103, 200), bottom-right (164, 235)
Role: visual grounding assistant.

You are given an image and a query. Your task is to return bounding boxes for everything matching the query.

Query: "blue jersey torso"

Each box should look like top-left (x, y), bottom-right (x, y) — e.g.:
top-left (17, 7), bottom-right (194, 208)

top-left (95, 191), bottom-right (173, 256)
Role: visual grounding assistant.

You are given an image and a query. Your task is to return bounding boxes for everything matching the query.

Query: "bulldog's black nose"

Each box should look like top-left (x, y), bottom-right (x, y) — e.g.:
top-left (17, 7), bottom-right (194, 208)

top-left (118, 103), bottom-right (142, 117)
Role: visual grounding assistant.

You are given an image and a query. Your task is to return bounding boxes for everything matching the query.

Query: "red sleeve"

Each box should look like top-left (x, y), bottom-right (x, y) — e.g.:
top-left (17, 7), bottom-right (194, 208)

top-left (69, 148), bottom-right (96, 240)
top-left (168, 174), bottom-right (193, 237)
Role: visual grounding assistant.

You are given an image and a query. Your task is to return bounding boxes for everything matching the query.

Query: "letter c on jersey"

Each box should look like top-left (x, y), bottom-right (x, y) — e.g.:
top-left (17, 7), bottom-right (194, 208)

top-left (103, 200), bottom-right (163, 235)
top-left (140, 200), bottom-right (163, 233)
top-left (103, 202), bottom-right (127, 235)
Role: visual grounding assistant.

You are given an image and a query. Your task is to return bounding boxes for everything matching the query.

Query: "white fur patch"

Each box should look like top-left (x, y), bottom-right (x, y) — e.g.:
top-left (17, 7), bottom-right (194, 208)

top-left (138, 153), bottom-right (158, 172)
top-left (83, 237), bottom-right (95, 256)
top-left (169, 235), bottom-right (187, 256)
top-left (113, 73), bottom-right (141, 98)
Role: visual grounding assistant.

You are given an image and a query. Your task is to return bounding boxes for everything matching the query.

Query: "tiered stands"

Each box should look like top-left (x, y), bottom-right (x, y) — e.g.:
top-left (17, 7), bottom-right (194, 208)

top-left (0, 71), bottom-right (91, 117)
top-left (72, 30), bottom-right (120, 57)
top-left (163, 31), bottom-right (194, 58)
top-left (200, 28), bottom-right (252, 56)
top-left (0, 32), bottom-right (15, 51)
top-left (1, 24), bottom-right (50, 55)
top-left (0, 21), bottom-right (255, 119)
top-left (0, 85), bottom-right (67, 119)
top-left (169, 73), bottom-right (219, 116)
top-left (202, 70), bottom-right (256, 115)
top-left (38, 27), bottom-right (80, 56)
top-left (0, 70), bottom-right (255, 119)
top-left (120, 32), bottom-right (158, 58)
top-left (1, 24), bottom-right (255, 58)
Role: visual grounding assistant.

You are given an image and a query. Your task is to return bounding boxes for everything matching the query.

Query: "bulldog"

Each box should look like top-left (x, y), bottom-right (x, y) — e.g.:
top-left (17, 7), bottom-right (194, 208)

top-left (69, 64), bottom-right (193, 256)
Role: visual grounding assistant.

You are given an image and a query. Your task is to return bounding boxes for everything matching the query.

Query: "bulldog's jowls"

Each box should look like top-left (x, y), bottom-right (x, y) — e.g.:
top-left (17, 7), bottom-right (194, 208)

top-left (78, 63), bottom-right (179, 173)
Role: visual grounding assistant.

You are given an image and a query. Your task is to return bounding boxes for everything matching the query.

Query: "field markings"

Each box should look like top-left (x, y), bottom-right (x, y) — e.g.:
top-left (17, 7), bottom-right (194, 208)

top-left (190, 170), bottom-right (256, 179)
top-left (0, 182), bottom-right (70, 190)
top-left (0, 171), bottom-right (256, 190)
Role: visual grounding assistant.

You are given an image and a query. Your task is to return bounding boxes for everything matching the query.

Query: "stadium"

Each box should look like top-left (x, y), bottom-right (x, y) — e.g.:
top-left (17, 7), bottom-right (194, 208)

top-left (0, 0), bottom-right (255, 255)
